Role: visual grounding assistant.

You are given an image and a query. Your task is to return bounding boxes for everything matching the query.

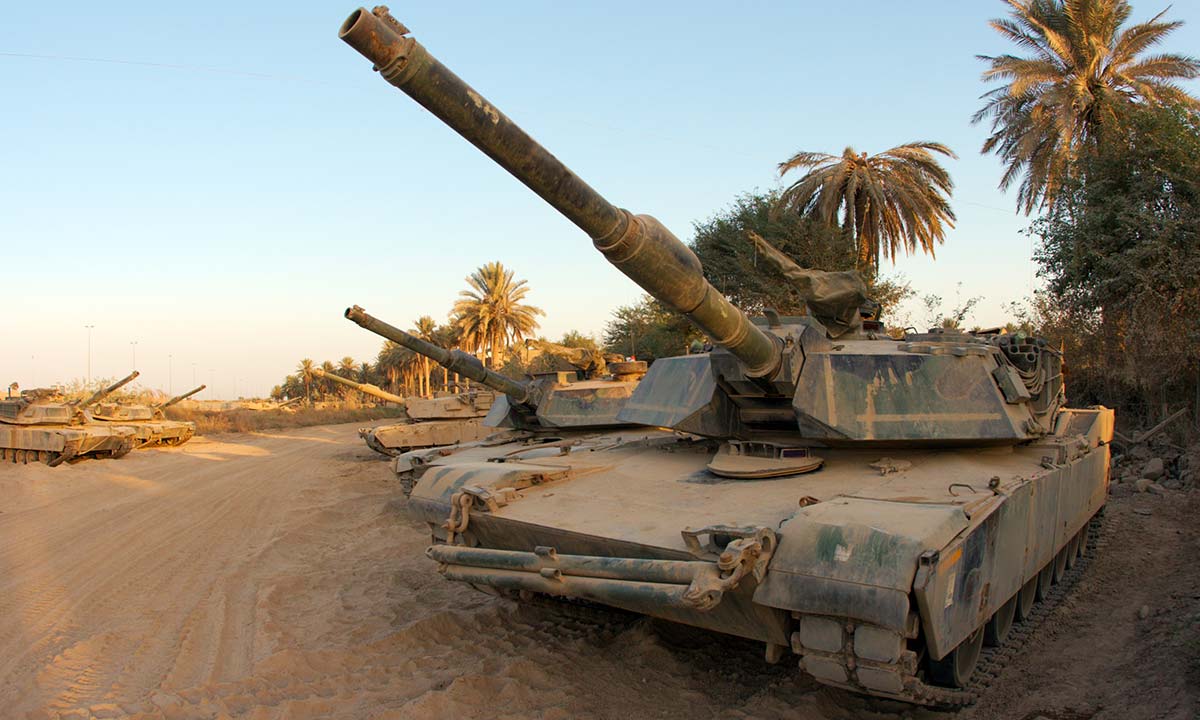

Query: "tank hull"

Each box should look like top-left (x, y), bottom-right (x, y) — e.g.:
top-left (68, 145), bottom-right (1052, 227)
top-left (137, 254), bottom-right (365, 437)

top-left (120, 420), bottom-right (197, 448)
top-left (409, 409), bottom-right (1113, 705)
top-left (359, 418), bottom-right (503, 456)
top-left (0, 423), bottom-right (137, 465)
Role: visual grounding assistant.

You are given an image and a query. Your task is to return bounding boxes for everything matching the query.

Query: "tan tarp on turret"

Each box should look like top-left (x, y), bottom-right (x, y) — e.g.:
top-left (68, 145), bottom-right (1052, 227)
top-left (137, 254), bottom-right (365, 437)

top-left (747, 232), bottom-right (872, 338)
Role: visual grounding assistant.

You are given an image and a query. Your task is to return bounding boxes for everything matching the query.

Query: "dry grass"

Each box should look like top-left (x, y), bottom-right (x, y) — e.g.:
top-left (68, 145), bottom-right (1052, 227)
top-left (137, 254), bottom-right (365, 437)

top-left (163, 406), bottom-right (406, 435)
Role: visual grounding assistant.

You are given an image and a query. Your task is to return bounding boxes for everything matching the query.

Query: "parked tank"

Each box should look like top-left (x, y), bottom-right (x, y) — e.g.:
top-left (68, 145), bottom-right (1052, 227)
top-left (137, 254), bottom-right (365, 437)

top-left (345, 306), bottom-right (652, 491)
top-left (522, 339), bottom-right (635, 381)
top-left (306, 358), bottom-right (499, 456)
top-left (339, 8), bottom-right (1113, 706)
top-left (307, 365), bottom-right (477, 454)
top-left (89, 384), bottom-right (205, 448)
top-left (273, 396), bottom-right (305, 411)
top-left (0, 373), bottom-right (141, 465)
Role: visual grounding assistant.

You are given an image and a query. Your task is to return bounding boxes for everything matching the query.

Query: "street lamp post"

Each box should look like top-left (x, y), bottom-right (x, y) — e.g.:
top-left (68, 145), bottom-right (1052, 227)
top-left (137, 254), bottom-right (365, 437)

top-left (84, 325), bottom-right (94, 384)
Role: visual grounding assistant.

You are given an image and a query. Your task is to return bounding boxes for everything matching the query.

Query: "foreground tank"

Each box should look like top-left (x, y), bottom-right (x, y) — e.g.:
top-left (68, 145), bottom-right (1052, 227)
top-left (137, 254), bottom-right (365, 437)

top-left (339, 7), bottom-right (1113, 706)
top-left (344, 306), bottom-right (652, 491)
top-left (89, 384), bottom-right (205, 448)
top-left (0, 374), bottom-right (141, 465)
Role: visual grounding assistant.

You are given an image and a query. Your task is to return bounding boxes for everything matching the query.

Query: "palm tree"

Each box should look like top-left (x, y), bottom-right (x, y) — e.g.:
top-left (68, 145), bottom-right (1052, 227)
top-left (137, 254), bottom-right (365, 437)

top-left (376, 341), bottom-right (416, 396)
top-left (412, 316), bottom-right (438, 398)
top-left (775, 143), bottom-right (957, 273)
top-left (451, 262), bottom-right (544, 368)
top-left (319, 361), bottom-right (337, 400)
top-left (297, 359), bottom-right (315, 404)
top-left (337, 356), bottom-right (356, 378)
top-left (974, 0), bottom-right (1200, 214)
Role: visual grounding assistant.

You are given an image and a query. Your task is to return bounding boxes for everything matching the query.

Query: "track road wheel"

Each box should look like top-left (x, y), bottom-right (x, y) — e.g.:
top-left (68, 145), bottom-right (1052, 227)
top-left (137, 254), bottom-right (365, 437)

top-left (1052, 547), bottom-right (1068, 583)
top-left (984, 596), bottom-right (1017, 646)
top-left (928, 627), bottom-right (984, 688)
top-left (1016, 577), bottom-right (1038, 621)
top-left (1065, 534), bottom-right (1080, 570)
top-left (1036, 563), bottom-right (1054, 601)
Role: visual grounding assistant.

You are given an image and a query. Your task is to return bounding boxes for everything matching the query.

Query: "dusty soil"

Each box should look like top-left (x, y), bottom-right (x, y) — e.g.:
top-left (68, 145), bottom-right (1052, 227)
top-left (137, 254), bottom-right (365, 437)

top-left (0, 423), bottom-right (1195, 720)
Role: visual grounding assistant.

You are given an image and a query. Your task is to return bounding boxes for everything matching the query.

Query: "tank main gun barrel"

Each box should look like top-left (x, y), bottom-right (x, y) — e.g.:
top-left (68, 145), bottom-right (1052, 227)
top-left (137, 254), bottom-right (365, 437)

top-left (78, 371), bottom-right (139, 409)
top-left (345, 305), bottom-right (529, 404)
top-left (309, 367), bottom-right (406, 405)
top-left (156, 384), bottom-right (206, 410)
top-left (338, 8), bottom-right (781, 379)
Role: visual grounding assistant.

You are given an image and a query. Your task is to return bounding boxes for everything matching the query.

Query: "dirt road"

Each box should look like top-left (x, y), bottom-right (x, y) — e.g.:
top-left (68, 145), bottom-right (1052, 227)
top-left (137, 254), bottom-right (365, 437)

top-left (0, 424), bottom-right (1194, 719)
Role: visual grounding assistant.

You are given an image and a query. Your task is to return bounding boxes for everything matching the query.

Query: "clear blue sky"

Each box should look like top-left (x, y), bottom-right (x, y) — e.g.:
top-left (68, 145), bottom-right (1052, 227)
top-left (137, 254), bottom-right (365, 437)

top-left (3, 1), bottom-right (1198, 399)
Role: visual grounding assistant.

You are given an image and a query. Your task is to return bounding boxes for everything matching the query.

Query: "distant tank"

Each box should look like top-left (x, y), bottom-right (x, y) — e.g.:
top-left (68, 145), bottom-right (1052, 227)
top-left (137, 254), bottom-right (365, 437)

top-left (307, 365), bottom-right (483, 454)
top-left (89, 384), bottom-right (205, 448)
top-left (340, 7), bottom-right (1114, 707)
top-left (345, 306), bottom-right (651, 492)
top-left (0, 373), bottom-right (141, 465)
top-left (273, 396), bottom-right (305, 411)
top-left (306, 357), bottom-right (501, 456)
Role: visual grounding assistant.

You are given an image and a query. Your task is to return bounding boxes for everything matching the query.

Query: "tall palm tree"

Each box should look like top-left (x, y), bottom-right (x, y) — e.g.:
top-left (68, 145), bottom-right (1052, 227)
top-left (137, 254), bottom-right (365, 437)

top-left (974, 0), bottom-right (1200, 214)
top-left (412, 316), bottom-right (438, 398)
top-left (337, 356), bottom-right (356, 378)
top-left (775, 143), bottom-right (957, 273)
top-left (451, 262), bottom-right (544, 368)
top-left (376, 341), bottom-right (416, 396)
top-left (319, 361), bottom-right (337, 400)
top-left (297, 359), bottom-right (315, 404)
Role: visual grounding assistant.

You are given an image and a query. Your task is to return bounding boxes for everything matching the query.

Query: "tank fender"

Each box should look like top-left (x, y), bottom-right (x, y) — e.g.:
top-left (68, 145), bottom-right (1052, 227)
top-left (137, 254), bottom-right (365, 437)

top-left (753, 498), bottom-right (968, 634)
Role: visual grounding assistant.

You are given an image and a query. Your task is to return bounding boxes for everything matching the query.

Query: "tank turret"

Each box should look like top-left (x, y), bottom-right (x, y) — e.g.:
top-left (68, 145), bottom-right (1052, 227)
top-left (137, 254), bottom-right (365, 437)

top-left (309, 367), bottom-right (406, 405)
top-left (522, 339), bottom-right (634, 381)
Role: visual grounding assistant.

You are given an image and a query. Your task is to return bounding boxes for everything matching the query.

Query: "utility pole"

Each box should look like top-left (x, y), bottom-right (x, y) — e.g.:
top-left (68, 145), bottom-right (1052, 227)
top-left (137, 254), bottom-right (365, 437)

top-left (84, 325), bottom-right (94, 384)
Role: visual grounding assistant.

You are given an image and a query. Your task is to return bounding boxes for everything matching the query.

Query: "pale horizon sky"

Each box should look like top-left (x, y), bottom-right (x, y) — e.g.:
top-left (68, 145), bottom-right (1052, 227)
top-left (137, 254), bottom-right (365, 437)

top-left (3, 1), bottom-right (1198, 399)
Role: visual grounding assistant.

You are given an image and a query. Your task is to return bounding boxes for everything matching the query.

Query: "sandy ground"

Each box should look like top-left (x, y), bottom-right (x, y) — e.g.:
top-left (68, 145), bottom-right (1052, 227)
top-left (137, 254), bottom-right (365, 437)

top-left (0, 423), bottom-right (1195, 720)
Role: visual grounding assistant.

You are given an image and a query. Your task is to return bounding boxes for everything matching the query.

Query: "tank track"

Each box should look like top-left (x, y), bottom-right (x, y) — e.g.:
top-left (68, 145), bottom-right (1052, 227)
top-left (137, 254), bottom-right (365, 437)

top-left (910, 512), bottom-right (1105, 708)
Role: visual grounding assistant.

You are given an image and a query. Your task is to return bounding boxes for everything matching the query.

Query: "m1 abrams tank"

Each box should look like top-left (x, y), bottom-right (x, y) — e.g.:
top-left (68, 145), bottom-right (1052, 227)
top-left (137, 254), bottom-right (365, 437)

top-left (0, 373), bottom-right (141, 465)
top-left (339, 8), bottom-right (1113, 706)
top-left (309, 361), bottom-right (501, 456)
top-left (345, 306), bottom-right (654, 493)
top-left (88, 384), bottom-right (205, 448)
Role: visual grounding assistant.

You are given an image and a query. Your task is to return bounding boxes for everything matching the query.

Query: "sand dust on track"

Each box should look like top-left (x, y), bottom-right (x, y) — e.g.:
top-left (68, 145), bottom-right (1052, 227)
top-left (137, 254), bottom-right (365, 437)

top-left (0, 423), bottom-right (1194, 720)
